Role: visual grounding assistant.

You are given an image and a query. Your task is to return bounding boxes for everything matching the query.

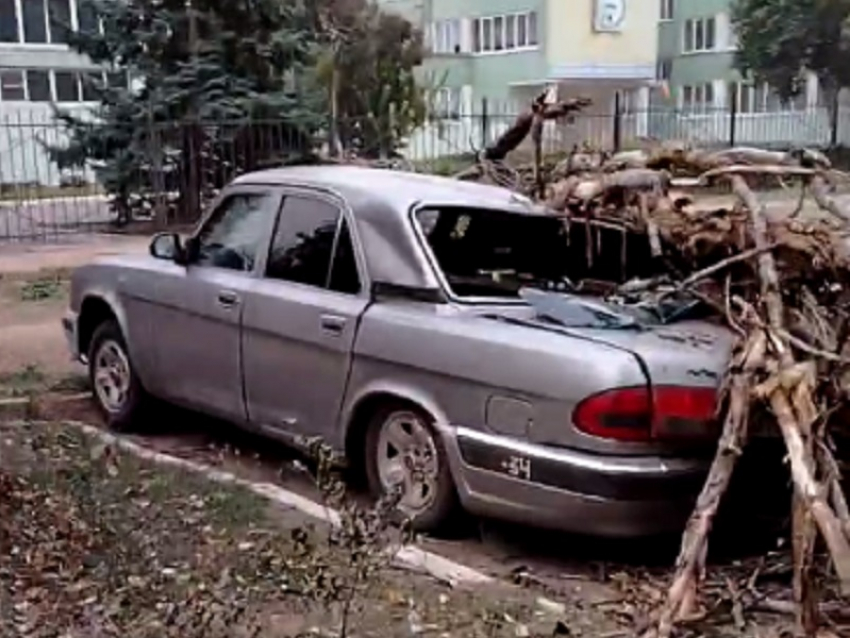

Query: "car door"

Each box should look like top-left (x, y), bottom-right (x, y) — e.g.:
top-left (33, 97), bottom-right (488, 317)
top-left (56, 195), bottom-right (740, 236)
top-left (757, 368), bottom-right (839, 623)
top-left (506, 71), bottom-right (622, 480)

top-left (241, 190), bottom-right (369, 441)
top-left (143, 187), bottom-right (282, 421)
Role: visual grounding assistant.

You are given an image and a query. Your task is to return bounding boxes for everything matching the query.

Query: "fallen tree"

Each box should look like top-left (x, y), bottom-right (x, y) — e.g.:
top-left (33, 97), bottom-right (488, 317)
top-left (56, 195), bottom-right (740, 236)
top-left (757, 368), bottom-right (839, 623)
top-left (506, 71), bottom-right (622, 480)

top-left (445, 91), bottom-right (850, 637)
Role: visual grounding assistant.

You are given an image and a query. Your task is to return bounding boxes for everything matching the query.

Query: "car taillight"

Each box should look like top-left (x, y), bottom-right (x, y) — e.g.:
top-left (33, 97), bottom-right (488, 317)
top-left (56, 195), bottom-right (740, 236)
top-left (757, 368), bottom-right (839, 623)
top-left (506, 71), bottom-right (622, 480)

top-left (572, 386), bottom-right (718, 442)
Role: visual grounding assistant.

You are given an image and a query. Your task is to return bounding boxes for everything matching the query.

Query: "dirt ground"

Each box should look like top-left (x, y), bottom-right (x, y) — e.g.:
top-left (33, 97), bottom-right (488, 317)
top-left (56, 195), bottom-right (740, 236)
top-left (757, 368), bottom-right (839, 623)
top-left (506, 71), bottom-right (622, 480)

top-left (0, 235), bottom-right (147, 385)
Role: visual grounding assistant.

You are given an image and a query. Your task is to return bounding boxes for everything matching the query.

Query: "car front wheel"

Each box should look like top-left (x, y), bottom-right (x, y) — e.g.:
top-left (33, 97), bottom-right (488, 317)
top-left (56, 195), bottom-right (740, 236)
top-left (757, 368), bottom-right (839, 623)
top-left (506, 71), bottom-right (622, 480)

top-left (88, 319), bottom-right (149, 430)
top-left (364, 404), bottom-right (461, 534)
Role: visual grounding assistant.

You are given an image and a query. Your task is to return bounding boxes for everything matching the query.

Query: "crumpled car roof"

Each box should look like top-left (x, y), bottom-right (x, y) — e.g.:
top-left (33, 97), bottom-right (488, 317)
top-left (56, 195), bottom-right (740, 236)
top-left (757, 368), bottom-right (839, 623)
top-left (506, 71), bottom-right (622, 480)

top-left (233, 165), bottom-right (548, 290)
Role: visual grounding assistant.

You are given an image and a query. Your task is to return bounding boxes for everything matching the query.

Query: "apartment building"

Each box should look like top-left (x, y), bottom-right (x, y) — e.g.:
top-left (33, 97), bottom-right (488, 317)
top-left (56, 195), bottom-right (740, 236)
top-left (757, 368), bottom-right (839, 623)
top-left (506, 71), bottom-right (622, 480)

top-left (0, 0), bottom-right (129, 186)
top-left (379, 0), bottom-right (661, 158)
top-left (654, 0), bottom-right (829, 146)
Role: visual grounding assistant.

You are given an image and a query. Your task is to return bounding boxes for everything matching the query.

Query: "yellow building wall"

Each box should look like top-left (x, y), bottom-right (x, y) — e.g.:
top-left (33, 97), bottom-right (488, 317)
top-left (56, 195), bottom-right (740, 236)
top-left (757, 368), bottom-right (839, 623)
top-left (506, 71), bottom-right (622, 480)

top-left (545, 0), bottom-right (658, 68)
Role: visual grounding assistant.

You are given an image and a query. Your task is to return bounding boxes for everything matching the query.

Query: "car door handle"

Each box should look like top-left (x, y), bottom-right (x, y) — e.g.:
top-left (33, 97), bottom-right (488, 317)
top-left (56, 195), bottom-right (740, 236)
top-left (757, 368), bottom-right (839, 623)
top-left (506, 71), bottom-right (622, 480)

top-left (217, 290), bottom-right (240, 308)
top-left (320, 314), bottom-right (346, 334)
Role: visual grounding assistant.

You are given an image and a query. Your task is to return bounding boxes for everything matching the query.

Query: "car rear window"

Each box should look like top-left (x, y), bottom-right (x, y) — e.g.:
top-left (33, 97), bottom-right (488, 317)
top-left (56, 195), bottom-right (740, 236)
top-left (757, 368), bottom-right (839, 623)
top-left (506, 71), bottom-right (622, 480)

top-left (415, 206), bottom-right (573, 298)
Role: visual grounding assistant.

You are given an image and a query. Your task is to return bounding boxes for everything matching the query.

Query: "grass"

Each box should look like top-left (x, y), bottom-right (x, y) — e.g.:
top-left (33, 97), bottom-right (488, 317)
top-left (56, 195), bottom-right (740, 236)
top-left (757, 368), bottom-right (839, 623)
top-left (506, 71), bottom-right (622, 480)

top-left (0, 364), bottom-right (88, 400)
top-left (18, 276), bottom-right (66, 301)
top-left (0, 421), bottom-right (582, 638)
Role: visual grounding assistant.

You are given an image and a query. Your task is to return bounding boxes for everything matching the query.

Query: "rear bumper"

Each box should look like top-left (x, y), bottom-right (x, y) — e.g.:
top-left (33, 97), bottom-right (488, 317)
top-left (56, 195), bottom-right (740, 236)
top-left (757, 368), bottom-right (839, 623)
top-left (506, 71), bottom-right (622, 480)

top-left (442, 426), bottom-right (708, 538)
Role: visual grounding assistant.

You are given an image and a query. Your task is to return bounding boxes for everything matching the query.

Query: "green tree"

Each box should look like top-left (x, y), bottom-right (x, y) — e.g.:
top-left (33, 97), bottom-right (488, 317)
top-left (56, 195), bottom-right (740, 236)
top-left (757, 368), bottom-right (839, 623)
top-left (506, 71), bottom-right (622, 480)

top-left (51, 0), bottom-right (325, 224)
top-left (317, 0), bottom-right (426, 158)
top-left (731, 0), bottom-right (850, 102)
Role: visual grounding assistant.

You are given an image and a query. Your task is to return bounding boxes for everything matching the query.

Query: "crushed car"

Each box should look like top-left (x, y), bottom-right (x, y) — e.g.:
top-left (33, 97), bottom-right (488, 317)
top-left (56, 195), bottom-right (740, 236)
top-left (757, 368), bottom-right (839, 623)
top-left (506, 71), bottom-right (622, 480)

top-left (63, 166), bottom-right (736, 537)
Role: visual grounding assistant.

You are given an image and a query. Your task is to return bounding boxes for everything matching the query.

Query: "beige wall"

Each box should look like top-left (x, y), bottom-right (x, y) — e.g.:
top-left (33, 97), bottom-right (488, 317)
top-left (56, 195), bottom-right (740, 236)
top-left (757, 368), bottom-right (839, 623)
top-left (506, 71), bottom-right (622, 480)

top-left (546, 0), bottom-right (658, 68)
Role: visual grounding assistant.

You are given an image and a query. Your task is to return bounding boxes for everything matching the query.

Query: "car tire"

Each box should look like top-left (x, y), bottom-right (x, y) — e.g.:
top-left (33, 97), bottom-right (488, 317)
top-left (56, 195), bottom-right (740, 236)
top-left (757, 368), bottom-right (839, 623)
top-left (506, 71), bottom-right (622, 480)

top-left (88, 319), bottom-right (150, 431)
top-left (364, 403), bottom-right (461, 534)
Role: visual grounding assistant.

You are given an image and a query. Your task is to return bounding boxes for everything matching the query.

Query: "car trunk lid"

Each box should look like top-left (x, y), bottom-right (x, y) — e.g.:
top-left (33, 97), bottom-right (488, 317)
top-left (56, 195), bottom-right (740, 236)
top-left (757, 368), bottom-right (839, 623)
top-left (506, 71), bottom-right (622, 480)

top-left (491, 290), bottom-right (735, 449)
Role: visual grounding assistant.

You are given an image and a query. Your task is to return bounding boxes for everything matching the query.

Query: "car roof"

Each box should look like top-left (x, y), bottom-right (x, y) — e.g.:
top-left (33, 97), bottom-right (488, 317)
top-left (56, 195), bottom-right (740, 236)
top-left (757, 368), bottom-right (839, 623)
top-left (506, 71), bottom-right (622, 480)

top-left (232, 165), bottom-right (540, 214)
top-left (231, 165), bottom-right (549, 292)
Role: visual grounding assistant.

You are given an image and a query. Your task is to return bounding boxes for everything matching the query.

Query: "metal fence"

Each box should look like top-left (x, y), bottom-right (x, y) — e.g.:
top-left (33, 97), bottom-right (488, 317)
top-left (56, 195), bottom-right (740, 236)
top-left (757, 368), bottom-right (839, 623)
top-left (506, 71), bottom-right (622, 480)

top-left (1, 102), bottom-right (849, 242)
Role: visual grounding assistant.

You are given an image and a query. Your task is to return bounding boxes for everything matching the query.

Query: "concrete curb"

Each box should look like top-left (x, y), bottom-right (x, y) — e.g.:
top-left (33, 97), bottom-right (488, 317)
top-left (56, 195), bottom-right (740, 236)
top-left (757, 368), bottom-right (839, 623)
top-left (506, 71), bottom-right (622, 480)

top-left (0, 397), bottom-right (32, 420)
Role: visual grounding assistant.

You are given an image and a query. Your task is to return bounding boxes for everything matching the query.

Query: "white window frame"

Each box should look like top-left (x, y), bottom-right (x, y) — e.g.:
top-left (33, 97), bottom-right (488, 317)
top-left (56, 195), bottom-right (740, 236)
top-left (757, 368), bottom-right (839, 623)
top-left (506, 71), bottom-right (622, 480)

top-left (432, 86), bottom-right (461, 120)
top-left (472, 10), bottom-right (538, 55)
top-left (682, 16), bottom-right (716, 54)
top-left (53, 68), bottom-right (82, 102)
top-left (431, 18), bottom-right (460, 54)
top-left (618, 88), bottom-right (640, 114)
top-left (0, 68), bottom-right (27, 100)
top-left (680, 83), bottom-right (715, 111)
top-left (0, 0), bottom-right (104, 48)
top-left (727, 81), bottom-right (805, 113)
top-left (0, 67), bottom-right (121, 103)
top-left (660, 0), bottom-right (674, 21)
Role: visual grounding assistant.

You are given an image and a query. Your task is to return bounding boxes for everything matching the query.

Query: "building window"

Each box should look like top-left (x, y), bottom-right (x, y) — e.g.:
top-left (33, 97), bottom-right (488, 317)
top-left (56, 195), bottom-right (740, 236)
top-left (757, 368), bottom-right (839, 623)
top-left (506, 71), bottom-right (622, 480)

top-left (23, 0), bottom-right (48, 43)
top-left (76, 0), bottom-right (99, 33)
top-left (727, 81), bottom-right (805, 112)
top-left (656, 59), bottom-right (672, 81)
top-left (472, 11), bottom-right (537, 54)
top-left (0, 0), bottom-right (17, 42)
top-left (54, 70), bottom-right (79, 101)
top-left (0, 67), bottom-right (118, 102)
top-left (80, 70), bottom-right (101, 101)
top-left (618, 89), bottom-right (642, 114)
top-left (431, 19), bottom-right (460, 54)
top-left (0, 69), bottom-right (25, 100)
top-left (683, 17), bottom-right (716, 53)
top-left (48, 0), bottom-right (71, 44)
top-left (660, 0), bottom-right (674, 21)
top-left (0, 0), bottom-right (99, 44)
top-left (681, 83), bottom-right (714, 111)
top-left (432, 87), bottom-right (460, 120)
top-left (27, 69), bottom-right (51, 100)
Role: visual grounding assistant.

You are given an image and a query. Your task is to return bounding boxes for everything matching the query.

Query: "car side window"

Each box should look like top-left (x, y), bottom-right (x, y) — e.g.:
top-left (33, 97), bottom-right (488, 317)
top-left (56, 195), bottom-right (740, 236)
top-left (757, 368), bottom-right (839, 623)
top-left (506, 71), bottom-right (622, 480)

top-left (328, 220), bottom-right (361, 294)
top-left (194, 192), bottom-right (276, 272)
top-left (265, 195), bottom-right (361, 294)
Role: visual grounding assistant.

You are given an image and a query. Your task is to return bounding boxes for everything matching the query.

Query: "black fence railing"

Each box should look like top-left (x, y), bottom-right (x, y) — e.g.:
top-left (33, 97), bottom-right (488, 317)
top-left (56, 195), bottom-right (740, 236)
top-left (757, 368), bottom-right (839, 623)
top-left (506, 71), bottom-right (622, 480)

top-left (1, 103), bottom-right (848, 242)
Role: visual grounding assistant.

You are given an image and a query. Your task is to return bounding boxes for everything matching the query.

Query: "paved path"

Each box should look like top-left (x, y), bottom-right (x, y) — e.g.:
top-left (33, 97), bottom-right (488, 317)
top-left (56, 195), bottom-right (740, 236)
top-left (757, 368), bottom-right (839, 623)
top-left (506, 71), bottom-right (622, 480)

top-left (0, 233), bottom-right (148, 275)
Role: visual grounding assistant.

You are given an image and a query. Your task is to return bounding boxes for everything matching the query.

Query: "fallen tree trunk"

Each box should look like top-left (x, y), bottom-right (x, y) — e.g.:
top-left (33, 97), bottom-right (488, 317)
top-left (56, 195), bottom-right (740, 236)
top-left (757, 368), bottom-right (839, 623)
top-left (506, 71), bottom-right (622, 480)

top-left (648, 329), bottom-right (765, 638)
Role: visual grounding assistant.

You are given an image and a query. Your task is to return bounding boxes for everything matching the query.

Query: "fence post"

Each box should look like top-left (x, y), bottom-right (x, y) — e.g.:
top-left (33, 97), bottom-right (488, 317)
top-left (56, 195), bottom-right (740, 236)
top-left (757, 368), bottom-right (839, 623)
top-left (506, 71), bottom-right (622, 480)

top-left (612, 91), bottom-right (622, 152)
top-left (830, 90), bottom-right (840, 147)
top-left (480, 97), bottom-right (488, 151)
top-left (729, 86), bottom-right (738, 148)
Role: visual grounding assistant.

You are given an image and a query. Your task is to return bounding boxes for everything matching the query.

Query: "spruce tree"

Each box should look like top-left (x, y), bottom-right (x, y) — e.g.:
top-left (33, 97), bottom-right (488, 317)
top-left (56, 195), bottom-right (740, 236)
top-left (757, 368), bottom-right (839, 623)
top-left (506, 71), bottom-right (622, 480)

top-left (51, 0), bottom-right (325, 224)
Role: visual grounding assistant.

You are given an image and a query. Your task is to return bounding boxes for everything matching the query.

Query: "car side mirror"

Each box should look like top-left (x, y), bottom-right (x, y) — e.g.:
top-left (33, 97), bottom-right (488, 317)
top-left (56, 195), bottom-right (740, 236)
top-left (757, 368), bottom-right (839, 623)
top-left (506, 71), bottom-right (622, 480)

top-left (150, 232), bottom-right (186, 263)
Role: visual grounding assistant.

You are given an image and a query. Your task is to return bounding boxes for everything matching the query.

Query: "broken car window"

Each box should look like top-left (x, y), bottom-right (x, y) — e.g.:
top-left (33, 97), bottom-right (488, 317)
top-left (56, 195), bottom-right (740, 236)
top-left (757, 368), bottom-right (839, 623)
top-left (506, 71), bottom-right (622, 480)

top-left (415, 206), bottom-right (705, 326)
top-left (415, 206), bottom-right (573, 298)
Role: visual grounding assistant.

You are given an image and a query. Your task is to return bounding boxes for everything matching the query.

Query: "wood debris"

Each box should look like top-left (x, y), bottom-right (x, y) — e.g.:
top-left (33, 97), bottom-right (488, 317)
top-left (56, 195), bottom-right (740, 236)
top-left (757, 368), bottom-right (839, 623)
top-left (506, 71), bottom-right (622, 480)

top-left (445, 91), bottom-right (850, 638)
